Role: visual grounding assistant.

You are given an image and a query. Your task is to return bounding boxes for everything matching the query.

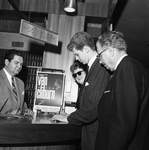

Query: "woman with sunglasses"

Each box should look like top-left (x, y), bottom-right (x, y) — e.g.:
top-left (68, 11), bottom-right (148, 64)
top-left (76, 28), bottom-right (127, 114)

top-left (70, 60), bottom-right (87, 86)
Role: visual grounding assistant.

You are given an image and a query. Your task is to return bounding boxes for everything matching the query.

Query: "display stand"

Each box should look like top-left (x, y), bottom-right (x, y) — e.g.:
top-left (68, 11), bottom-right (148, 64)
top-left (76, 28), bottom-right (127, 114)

top-left (33, 69), bottom-right (66, 115)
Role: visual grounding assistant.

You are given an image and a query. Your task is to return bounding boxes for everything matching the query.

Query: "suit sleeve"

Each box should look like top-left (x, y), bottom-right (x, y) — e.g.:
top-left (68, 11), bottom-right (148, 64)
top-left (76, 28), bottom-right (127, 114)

top-left (68, 65), bottom-right (109, 124)
top-left (105, 61), bottom-right (143, 149)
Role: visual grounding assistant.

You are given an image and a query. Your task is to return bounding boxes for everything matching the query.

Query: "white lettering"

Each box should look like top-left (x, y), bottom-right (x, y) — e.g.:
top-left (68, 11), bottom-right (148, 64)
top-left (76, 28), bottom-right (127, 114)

top-left (37, 90), bottom-right (55, 100)
top-left (38, 76), bottom-right (47, 87)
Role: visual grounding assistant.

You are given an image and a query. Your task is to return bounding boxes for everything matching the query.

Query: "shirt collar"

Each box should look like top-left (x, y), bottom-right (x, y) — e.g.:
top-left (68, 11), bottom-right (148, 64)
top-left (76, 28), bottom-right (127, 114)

top-left (114, 54), bottom-right (128, 70)
top-left (88, 54), bottom-right (98, 70)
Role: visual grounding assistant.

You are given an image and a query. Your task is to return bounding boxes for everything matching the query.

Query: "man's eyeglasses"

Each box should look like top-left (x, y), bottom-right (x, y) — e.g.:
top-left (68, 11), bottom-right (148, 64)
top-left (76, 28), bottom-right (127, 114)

top-left (72, 71), bottom-right (83, 78)
top-left (97, 48), bottom-right (108, 59)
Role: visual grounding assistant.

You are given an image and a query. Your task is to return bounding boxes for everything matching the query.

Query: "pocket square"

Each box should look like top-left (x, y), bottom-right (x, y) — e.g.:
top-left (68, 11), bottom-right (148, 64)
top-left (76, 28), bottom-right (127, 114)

top-left (85, 82), bottom-right (89, 86)
top-left (104, 90), bottom-right (110, 93)
top-left (22, 91), bottom-right (24, 95)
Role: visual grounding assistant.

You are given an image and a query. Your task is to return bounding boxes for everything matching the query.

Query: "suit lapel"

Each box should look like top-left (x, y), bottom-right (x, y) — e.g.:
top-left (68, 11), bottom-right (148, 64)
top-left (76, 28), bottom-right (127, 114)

top-left (76, 58), bottom-right (99, 108)
top-left (85, 58), bottom-right (99, 82)
top-left (0, 70), bottom-right (19, 104)
top-left (0, 70), bottom-right (12, 91)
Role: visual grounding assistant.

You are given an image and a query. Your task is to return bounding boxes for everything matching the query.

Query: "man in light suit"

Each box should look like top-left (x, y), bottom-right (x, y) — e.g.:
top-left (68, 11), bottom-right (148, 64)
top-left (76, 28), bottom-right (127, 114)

top-left (95, 30), bottom-right (149, 150)
top-left (52, 31), bottom-right (110, 150)
top-left (0, 49), bottom-right (33, 115)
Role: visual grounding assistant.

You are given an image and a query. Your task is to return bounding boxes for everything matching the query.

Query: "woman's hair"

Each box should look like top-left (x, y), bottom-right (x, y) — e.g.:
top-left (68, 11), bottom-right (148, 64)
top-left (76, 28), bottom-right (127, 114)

top-left (70, 60), bottom-right (87, 74)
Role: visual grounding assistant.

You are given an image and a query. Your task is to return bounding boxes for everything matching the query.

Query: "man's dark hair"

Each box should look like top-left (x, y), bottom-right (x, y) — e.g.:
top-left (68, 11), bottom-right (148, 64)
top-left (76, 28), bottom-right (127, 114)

top-left (67, 31), bottom-right (96, 51)
top-left (4, 49), bottom-right (23, 62)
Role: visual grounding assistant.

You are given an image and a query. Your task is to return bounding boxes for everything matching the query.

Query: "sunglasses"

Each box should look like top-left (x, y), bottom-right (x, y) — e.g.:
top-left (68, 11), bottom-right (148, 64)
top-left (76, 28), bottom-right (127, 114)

top-left (72, 71), bottom-right (83, 78)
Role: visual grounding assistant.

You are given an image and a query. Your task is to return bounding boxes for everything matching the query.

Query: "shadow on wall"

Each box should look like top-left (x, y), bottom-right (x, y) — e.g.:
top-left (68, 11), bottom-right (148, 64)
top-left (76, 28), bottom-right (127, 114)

top-left (112, 0), bottom-right (129, 28)
top-left (44, 41), bottom-right (62, 54)
top-left (27, 40), bottom-right (62, 54)
top-left (29, 41), bottom-right (45, 52)
top-left (16, 65), bottom-right (28, 84)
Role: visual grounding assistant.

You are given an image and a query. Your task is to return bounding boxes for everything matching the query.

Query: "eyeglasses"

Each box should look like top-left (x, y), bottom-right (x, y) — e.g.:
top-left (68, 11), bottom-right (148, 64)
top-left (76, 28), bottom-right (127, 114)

top-left (97, 48), bottom-right (108, 59)
top-left (72, 70), bottom-right (83, 78)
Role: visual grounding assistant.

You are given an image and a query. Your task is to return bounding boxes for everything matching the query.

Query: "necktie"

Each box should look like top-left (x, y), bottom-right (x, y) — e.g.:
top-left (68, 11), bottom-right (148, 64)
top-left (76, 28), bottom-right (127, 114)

top-left (86, 65), bottom-right (89, 75)
top-left (12, 76), bottom-right (18, 102)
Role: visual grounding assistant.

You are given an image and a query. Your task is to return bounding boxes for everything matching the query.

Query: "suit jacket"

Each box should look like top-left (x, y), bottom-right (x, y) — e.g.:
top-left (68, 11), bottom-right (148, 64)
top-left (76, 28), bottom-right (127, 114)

top-left (95, 56), bottom-right (149, 150)
top-left (68, 58), bottom-right (110, 150)
top-left (0, 69), bottom-right (26, 114)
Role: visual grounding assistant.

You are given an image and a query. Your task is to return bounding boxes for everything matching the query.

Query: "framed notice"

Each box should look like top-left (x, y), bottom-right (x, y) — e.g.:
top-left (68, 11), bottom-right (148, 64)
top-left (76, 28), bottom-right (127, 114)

top-left (19, 19), bottom-right (59, 46)
top-left (33, 71), bottom-right (66, 114)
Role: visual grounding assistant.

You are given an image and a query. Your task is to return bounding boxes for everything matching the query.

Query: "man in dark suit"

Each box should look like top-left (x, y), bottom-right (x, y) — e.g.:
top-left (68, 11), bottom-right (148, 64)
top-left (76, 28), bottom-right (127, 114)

top-left (95, 30), bottom-right (149, 150)
top-left (0, 49), bottom-right (33, 115)
top-left (52, 31), bottom-right (110, 150)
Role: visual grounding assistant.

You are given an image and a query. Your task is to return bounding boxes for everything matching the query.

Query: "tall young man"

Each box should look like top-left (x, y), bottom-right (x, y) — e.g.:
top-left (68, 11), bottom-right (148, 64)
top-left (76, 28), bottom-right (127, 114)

top-left (53, 31), bottom-right (110, 150)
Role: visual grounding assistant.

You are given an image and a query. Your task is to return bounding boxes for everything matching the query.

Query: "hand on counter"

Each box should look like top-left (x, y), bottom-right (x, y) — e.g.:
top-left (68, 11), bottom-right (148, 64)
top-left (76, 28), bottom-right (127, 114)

top-left (52, 114), bottom-right (69, 123)
top-left (59, 111), bottom-right (68, 116)
top-left (24, 108), bottom-right (34, 116)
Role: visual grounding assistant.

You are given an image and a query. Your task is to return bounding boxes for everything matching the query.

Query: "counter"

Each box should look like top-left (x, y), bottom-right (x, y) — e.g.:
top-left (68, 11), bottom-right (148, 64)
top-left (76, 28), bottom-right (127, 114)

top-left (0, 114), bottom-right (81, 150)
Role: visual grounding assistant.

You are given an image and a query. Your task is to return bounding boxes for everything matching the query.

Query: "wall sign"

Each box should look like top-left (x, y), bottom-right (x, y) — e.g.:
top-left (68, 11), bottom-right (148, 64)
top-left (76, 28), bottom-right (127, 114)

top-left (19, 19), bottom-right (59, 46)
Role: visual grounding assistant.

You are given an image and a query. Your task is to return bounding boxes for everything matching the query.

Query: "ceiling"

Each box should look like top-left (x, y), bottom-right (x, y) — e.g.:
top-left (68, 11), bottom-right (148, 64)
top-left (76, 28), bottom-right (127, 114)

top-left (0, 0), bottom-right (149, 69)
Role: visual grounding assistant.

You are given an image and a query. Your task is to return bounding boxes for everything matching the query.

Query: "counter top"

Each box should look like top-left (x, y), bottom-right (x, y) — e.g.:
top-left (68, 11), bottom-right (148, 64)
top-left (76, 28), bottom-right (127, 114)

top-left (0, 114), bottom-right (81, 145)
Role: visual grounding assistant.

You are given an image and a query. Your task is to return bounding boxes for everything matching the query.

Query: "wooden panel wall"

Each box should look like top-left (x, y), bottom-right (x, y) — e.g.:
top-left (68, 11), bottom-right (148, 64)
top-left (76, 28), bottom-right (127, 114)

top-left (18, 0), bottom-right (110, 17)
top-left (43, 14), bottom-right (85, 76)
top-left (42, 14), bottom-right (85, 102)
top-left (0, 32), bottom-right (44, 51)
top-left (0, 0), bottom-right (110, 105)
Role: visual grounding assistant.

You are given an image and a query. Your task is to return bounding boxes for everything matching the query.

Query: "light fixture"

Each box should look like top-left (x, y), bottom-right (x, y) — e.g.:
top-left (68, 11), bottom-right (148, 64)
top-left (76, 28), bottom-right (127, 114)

top-left (64, 0), bottom-right (76, 13)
